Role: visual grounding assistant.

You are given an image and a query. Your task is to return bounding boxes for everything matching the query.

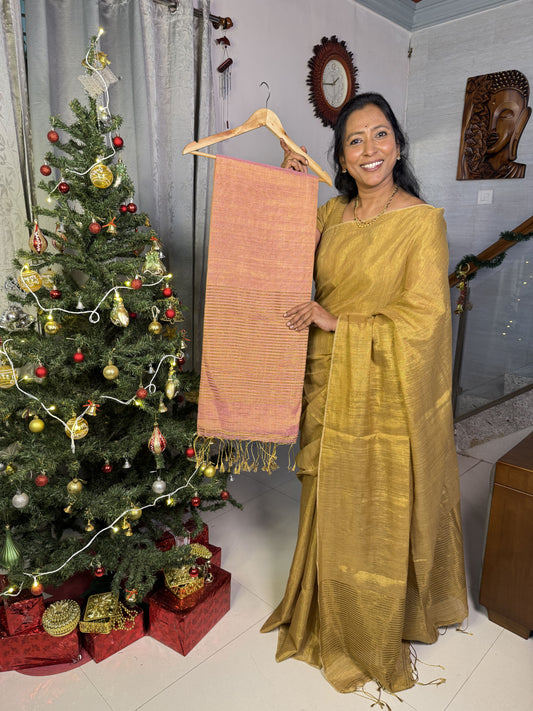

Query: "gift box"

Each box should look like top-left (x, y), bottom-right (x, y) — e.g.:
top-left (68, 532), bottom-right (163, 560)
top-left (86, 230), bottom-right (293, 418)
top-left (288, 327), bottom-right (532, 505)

top-left (3, 589), bottom-right (45, 636)
top-left (206, 543), bottom-right (221, 568)
top-left (0, 607), bottom-right (80, 672)
top-left (184, 519), bottom-right (209, 546)
top-left (82, 605), bottom-right (145, 663)
top-left (156, 521), bottom-right (210, 552)
top-left (148, 565), bottom-right (231, 655)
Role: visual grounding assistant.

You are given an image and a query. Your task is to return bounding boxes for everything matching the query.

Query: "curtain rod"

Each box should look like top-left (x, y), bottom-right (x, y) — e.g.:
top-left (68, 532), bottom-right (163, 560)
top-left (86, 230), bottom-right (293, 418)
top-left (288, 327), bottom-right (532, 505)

top-left (153, 1), bottom-right (233, 29)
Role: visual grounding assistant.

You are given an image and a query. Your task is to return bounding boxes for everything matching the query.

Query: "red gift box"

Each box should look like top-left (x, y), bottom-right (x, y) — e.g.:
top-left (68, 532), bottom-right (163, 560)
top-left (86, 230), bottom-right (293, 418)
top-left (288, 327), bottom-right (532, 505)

top-left (0, 607), bottom-right (80, 672)
top-left (206, 543), bottom-right (221, 568)
top-left (3, 589), bottom-right (45, 635)
top-left (147, 565), bottom-right (231, 655)
top-left (82, 605), bottom-right (145, 663)
top-left (185, 519), bottom-right (209, 545)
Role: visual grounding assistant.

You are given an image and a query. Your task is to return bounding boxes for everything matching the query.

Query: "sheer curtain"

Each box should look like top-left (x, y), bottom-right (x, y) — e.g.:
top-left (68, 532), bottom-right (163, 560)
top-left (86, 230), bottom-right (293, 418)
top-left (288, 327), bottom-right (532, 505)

top-left (25, 0), bottom-right (213, 368)
top-left (0, 0), bottom-right (32, 311)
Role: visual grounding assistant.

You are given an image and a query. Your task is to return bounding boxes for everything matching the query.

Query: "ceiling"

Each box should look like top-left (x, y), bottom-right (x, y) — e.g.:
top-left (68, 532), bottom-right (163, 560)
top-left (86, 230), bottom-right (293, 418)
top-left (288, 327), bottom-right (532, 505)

top-left (355, 0), bottom-right (521, 31)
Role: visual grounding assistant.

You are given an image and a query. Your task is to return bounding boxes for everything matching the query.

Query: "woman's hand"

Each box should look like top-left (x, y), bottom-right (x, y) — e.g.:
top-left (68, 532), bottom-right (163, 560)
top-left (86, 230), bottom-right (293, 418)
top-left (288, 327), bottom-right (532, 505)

top-left (280, 139), bottom-right (309, 173)
top-left (284, 301), bottom-right (338, 332)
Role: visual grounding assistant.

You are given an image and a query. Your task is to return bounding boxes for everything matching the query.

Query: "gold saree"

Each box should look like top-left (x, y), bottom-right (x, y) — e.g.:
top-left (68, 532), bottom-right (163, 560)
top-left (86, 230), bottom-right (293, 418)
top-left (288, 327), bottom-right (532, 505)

top-left (261, 198), bottom-right (468, 693)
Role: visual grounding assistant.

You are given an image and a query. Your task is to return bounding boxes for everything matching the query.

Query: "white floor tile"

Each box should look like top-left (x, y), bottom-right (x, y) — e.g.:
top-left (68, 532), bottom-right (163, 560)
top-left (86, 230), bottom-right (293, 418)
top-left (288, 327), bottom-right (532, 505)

top-left (0, 667), bottom-right (112, 711)
top-left (81, 580), bottom-right (271, 711)
top-left (445, 629), bottom-right (533, 711)
top-left (137, 621), bottom-right (413, 711)
top-left (208, 488), bottom-right (299, 607)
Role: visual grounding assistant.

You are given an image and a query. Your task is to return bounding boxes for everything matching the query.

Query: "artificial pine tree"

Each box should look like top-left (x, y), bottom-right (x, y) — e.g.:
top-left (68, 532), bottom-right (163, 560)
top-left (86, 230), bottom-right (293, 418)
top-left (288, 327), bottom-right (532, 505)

top-left (0, 36), bottom-right (235, 603)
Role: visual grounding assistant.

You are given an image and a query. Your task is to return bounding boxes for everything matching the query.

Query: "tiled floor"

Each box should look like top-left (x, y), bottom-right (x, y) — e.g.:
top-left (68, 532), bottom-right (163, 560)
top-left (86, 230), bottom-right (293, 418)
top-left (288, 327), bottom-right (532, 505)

top-left (2, 426), bottom-right (532, 710)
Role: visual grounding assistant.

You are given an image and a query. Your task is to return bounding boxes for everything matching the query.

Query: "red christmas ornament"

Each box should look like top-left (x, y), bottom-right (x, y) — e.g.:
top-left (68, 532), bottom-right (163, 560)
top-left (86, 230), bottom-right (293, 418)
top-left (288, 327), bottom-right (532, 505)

top-left (102, 461), bottom-right (113, 474)
top-left (50, 288), bottom-right (62, 299)
top-left (31, 582), bottom-right (44, 596)
top-left (130, 278), bottom-right (142, 290)
top-left (177, 356), bottom-right (186, 366)
top-left (58, 181), bottom-right (70, 194)
top-left (165, 308), bottom-right (176, 320)
top-left (136, 387), bottom-right (148, 400)
top-left (191, 496), bottom-right (201, 508)
top-left (47, 130), bottom-right (59, 143)
top-left (162, 287), bottom-right (172, 298)
top-left (189, 567), bottom-right (199, 578)
top-left (119, 204), bottom-right (128, 214)
top-left (94, 566), bottom-right (105, 577)
top-left (221, 490), bottom-right (230, 501)
top-left (89, 221), bottom-right (101, 235)
top-left (185, 446), bottom-right (195, 459)
top-left (35, 365), bottom-right (48, 378)
top-left (112, 135), bottom-right (124, 148)
top-left (127, 202), bottom-right (137, 213)
top-left (40, 163), bottom-right (52, 176)
top-left (35, 473), bottom-right (49, 487)
top-left (129, 312), bottom-right (137, 319)
top-left (73, 348), bottom-right (85, 363)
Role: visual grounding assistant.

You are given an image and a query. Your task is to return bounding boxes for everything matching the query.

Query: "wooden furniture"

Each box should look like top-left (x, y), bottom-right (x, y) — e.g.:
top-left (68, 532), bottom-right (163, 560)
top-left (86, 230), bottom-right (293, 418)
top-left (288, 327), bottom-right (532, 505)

top-left (480, 431), bottom-right (533, 638)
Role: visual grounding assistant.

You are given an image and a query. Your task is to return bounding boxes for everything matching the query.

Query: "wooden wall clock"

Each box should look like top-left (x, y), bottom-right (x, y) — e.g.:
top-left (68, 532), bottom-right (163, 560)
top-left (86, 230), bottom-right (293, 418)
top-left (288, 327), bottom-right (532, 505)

top-left (307, 36), bottom-right (358, 128)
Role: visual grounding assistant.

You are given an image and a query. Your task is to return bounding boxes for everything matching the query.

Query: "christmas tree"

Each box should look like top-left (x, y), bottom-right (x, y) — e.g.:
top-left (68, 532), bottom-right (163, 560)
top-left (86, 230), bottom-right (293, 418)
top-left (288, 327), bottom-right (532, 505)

top-left (0, 35), bottom-right (235, 603)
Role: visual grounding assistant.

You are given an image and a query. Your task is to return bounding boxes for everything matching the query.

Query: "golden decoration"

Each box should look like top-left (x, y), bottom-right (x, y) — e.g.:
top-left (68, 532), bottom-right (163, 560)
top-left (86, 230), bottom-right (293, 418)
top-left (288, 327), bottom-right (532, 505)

top-left (65, 416), bottom-right (89, 440)
top-left (82, 51), bottom-right (111, 69)
top-left (44, 317), bottom-right (61, 335)
top-left (103, 216), bottom-right (117, 235)
top-left (102, 360), bottom-right (119, 380)
top-left (110, 291), bottom-right (129, 327)
top-left (128, 505), bottom-right (142, 521)
top-left (29, 222), bottom-right (48, 255)
top-left (42, 599), bottom-right (81, 637)
top-left (90, 163), bottom-right (114, 189)
top-left (67, 478), bottom-right (83, 496)
top-left (29, 415), bottom-right (45, 433)
top-left (204, 464), bottom-right (216, 478)
top-left (0, 364), bottom-right (17, 389)
top-left (148, 319), bottom-right (162, 335)
top-left (40, 268), bottom-right (56, 290)
top-left (18, 266), bottom-right (42, 293)
top-left (79, 592), bottom-right (137, 634)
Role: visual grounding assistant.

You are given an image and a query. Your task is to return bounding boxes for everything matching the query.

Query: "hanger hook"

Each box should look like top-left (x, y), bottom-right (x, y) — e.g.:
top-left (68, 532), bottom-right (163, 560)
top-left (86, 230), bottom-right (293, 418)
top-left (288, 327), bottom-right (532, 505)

top-left (260, 81), bottom-right (270, 109)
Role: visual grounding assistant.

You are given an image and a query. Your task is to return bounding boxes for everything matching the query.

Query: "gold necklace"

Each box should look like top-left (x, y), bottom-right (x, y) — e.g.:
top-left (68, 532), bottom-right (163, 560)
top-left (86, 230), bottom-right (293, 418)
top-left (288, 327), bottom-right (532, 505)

top-left (353, 184), bottom-right (399, 228)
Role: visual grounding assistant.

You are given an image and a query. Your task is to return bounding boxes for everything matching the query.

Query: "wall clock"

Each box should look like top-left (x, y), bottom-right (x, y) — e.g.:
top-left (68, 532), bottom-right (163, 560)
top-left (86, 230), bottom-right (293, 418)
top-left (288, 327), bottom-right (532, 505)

top-left (307, 36), bottom-right (358, 128)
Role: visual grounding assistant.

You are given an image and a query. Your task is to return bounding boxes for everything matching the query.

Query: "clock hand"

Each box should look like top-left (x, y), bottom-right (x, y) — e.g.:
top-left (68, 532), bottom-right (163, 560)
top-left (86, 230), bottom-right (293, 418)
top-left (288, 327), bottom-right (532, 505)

top-left (322, 78), bottom-right (339, 86)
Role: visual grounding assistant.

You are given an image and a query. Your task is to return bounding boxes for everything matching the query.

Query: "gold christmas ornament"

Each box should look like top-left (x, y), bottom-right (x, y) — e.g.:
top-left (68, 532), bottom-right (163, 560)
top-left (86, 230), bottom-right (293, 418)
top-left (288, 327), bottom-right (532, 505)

top-left (203, 464), bottom-right (216, 478)
top-left (158, 399), bottom-right (168, 413)
top-left (63, 503), bottom-right (73, 514)
top-left (90, 162), bottom-right (114, 189)
top-left (0, 364), bottom-right (17, 389)
top-left (29, 221), bottom-right (48, 254)
top-left (148, 319), bottom-right (162, 335)
top-left (67, 478), bottom-right (83, 496)
top-left (65, 416), bottom-right (89, 439)
top-left (128, 505), bottom-right (142, 520)
top-left (143, 244), bottom-right (166, 276)
top-left (110, 291), bottom-right (129, 327)
top-left (44, 317), bottom-right (61, 335)
top-left (29, 415), bottom-right (45, 433)
top-left (85, 520), bottom-right (95, 532)
top-left (18, 266), bottom-right (42, 293)
top-left (40, 268), bottom-right (55, 290)
top-left (103, 360), bottom-right (119, 380)
top-left (42, 599), bottom-right (81, 637)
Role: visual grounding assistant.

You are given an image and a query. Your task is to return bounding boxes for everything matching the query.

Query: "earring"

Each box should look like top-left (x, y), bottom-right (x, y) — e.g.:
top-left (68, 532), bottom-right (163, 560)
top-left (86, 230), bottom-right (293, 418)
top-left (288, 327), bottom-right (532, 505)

top-left (396, 154), bottom-right (401, 161)
top-left (341, 168), bottom-right (347, 173)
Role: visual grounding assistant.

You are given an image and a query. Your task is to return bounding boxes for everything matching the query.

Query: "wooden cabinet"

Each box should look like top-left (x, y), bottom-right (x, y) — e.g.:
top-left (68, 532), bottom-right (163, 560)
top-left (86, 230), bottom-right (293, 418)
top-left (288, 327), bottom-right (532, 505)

top-left (479, 431), bottom-right (533, 639)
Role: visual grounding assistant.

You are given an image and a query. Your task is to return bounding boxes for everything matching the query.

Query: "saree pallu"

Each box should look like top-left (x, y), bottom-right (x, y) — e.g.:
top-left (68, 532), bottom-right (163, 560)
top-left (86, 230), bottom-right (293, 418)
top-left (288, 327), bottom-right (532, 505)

top-left (197, 156), bottom-right (318, 469)
top-left (262, 199), bottom-right (468, 693)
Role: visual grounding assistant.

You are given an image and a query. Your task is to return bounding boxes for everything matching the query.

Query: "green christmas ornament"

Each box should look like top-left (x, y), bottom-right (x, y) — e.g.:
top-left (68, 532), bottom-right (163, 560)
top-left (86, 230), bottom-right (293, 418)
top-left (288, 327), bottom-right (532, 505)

top-left (0, 525), bottom-right (22, 570)
top-left (143, 244), bottom-right (166, 276)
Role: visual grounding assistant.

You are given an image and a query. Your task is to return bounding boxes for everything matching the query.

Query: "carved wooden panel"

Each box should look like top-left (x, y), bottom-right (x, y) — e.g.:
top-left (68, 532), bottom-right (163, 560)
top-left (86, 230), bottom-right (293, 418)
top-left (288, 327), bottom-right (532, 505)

top-left (457, 70), bottom-right (531, 180)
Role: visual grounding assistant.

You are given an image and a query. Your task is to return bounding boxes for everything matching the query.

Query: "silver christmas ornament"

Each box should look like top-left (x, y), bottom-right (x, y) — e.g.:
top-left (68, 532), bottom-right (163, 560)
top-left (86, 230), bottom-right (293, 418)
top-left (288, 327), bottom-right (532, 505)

top-left (152, 477), bottom-right (166, 494)
top-left (12, 491), bottom-right (29, 509)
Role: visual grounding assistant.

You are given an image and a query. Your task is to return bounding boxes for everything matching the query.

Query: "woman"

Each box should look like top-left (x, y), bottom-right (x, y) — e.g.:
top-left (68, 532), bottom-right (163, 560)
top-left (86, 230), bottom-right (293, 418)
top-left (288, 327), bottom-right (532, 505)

top-left (261, 93), bottom-right (468, 696)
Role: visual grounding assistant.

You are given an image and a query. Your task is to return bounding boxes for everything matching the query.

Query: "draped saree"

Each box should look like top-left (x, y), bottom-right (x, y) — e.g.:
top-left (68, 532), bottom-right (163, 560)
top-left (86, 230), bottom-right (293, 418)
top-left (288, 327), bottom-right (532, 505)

top-left (261, 197), bottom-right (468, 694)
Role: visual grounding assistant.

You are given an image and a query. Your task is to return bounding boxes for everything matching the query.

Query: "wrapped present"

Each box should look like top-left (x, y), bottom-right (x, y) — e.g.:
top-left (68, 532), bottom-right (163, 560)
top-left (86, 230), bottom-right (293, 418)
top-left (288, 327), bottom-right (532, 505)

top-left (206, 543), bottom-right (221, 568)
top-left (44, 570), bottom-right (94, 604)
top-left (82, 605), bottom-right (144, 662)
top-left (79, 592), bottom-right (138, 634)
top-left (0, 607), bottom-right (80, 672)
top-left (156, 529), bottom-right (178, 552)
top-left (163, 542), bottom-right (213, 605)
top-left (148, 565), bottom-right (231, 655)
top-left (156, 521), bottom-right (209, 552)
top-left (3, 589), bottom-right (45, 636)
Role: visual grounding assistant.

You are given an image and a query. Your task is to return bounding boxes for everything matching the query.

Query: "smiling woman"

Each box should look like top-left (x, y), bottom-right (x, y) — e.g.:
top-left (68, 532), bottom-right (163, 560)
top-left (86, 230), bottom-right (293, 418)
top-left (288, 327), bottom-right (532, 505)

top-left (262, 92), bottom-right (468, 698)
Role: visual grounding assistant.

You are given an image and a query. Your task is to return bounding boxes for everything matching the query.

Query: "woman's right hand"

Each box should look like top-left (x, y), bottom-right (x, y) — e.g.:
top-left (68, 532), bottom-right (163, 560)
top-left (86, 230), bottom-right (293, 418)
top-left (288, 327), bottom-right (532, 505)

top-left (280, 139), bottom-right (309, 173)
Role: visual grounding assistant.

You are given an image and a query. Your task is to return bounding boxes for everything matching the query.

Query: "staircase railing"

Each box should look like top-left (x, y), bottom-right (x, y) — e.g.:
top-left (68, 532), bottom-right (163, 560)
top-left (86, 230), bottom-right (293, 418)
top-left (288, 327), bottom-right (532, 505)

top-left (450, 215), bottom-right (533, 420)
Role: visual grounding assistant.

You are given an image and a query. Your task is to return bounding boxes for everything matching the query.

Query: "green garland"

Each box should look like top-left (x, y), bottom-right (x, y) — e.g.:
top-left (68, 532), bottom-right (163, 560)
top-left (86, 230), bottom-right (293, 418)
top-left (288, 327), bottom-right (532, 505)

top-left (454, 229), bottom-right (533, 281)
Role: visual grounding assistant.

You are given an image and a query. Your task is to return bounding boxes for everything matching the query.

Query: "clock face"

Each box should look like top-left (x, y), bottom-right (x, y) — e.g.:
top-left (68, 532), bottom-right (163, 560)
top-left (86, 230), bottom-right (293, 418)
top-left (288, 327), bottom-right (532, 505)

top-left (322, 59), bottom-right (349, 108)
top-left (307, 36), bottom-right (358, 128)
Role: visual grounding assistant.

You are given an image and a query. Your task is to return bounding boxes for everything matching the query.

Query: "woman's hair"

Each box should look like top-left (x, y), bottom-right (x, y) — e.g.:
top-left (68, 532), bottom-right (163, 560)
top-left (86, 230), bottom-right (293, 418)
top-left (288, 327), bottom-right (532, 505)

top-left (331, 92), bottom-right (421, 199)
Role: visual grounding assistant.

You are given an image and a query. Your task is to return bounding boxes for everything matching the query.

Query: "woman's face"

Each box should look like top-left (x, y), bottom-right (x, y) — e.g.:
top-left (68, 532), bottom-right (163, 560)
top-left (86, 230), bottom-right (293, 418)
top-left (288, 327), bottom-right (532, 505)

top-left (339, 104), bottom-right (399, 191)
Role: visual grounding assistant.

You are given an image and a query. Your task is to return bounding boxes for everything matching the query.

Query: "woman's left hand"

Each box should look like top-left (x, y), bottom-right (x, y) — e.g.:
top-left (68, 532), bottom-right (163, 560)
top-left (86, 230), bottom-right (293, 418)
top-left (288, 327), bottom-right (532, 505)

top-left (284, 301), bottom-right (338, 332)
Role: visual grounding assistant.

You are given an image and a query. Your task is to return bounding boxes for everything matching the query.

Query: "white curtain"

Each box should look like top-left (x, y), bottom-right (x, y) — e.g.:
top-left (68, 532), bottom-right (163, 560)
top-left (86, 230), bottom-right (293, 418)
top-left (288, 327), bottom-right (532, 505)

top-left (0, 0), bottom-right (32, 311)
top-left (24, 0), bottom-right (213, 368)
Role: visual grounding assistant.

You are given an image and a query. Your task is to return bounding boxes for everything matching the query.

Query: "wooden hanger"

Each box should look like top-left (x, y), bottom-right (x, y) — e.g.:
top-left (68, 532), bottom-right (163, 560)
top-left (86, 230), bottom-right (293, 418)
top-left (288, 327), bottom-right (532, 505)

top-left (182, 108), bottom-right (332, 186)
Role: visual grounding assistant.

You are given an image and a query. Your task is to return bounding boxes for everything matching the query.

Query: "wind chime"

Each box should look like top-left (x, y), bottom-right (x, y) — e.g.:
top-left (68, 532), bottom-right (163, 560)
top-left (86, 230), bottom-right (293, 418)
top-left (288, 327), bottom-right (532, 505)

top-left (216, 35), bottom-right (233, 129)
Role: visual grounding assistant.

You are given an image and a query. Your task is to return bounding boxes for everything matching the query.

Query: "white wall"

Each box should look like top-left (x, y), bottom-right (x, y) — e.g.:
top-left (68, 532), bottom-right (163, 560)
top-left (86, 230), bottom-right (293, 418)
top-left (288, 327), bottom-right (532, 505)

top-left (209, 0), bottom-right (411, 205)
top-left (406, 0), bottom-right (533, 270)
